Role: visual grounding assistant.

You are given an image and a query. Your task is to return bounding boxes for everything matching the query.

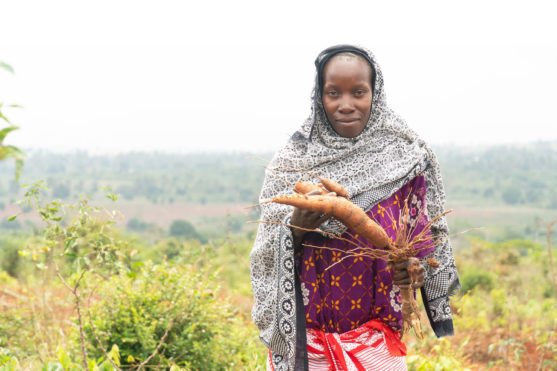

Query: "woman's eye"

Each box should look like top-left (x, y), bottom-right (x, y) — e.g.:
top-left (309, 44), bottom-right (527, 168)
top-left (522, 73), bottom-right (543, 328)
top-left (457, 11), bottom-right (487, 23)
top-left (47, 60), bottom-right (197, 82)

top-left (354, 90), bottom-right (366, 97)
top-left (327, 90), bottom-right (338, 97)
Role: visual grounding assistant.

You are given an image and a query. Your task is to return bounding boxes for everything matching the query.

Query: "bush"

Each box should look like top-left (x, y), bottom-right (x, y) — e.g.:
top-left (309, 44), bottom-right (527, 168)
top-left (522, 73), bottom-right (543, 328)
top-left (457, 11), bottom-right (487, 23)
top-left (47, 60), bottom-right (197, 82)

top-left (126, 217), bottom-right (152, 232)
top-left (81, 261), bottom-right (253, 369)
top-left (501, 185), bottom-right (523, 205)
top-left (0, 235), bottom-right (25, 278)
top-left (460, 268), bottom-right (495, 292)
top-left (169, 219), bottom-right (198, 239)
top-left (0, 271), bottom-right (16, 285)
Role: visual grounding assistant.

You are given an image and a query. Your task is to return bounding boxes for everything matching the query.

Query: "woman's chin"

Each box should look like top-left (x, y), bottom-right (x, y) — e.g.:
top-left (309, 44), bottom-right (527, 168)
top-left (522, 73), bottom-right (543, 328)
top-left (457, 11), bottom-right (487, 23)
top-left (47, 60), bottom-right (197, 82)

top-left (332, 121), bottom-right (365, 138)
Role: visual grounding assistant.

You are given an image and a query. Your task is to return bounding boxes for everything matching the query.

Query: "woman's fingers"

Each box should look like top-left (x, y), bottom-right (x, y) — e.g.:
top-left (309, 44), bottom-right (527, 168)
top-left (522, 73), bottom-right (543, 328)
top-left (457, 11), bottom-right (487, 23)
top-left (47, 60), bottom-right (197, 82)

top-left (391, 258), bottom-right (424, 287)
top-left (291, 208), bottom-right (327, 229)
top-left (394, 276), bottom-right (411, 285)
top-left (291, 190), bottom-right (339, 238)
top-left (392, 257), bottom-right (419, 271)
top-left (412, 271), bottom-right (425, 289)
top-left (392, 270), bottom-right (409, 281)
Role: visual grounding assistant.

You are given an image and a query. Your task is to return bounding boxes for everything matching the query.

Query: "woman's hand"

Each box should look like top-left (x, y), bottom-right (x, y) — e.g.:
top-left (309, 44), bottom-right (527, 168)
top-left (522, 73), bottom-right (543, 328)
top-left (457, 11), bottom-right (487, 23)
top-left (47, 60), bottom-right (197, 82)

top-left (290, 189), bottom-right (334, 248)
top-left (389, 257), bottom-right (425, 289)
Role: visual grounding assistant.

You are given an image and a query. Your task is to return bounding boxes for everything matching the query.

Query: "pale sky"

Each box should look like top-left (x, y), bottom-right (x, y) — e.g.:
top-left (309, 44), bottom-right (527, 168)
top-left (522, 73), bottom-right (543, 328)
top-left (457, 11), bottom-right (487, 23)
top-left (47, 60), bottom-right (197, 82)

top-left (1, 0), bottom-right (556, 154)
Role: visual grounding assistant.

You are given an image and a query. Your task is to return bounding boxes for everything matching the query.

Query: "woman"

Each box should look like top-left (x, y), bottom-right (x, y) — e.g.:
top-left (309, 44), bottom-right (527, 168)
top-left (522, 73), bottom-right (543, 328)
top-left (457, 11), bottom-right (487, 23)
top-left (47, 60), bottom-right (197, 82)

top-left (250, 45), bottom-right (460, 371)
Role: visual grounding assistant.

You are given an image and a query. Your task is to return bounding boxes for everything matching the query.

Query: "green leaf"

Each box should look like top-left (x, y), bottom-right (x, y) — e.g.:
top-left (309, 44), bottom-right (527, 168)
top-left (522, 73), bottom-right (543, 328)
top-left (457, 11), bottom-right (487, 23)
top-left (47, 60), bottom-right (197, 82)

top-left (0, 126), bottom-right (19, 142)
top-left (56, 346), bottom-right (71, 369)
top-left (0, 110), bottom-right (10, 124)
top-left (0, 145), bottom-right (25, 162)
top-left (7, 215), bottom-right (18, 221)
top-left (105, 192), bottom-right (118, 202)
top-left (0, 62), bottom-right (14, 74)
top-left (108, 344), bottom-right (121, 366)
top-left (88, 359), bottom-right (99, 371)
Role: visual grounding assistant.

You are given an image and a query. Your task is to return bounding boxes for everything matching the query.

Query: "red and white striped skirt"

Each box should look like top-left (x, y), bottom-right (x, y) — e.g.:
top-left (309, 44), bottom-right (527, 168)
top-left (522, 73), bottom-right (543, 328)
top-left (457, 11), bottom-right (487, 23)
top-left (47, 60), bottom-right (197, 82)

top-left (267, 319), bottom-right (407, 371)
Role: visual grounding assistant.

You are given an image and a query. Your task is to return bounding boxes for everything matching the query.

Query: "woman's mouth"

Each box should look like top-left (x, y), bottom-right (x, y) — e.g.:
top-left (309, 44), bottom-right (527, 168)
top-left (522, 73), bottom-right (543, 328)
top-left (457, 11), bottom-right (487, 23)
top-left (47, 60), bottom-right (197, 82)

top-left (336, 118), bottom-right (360, 125)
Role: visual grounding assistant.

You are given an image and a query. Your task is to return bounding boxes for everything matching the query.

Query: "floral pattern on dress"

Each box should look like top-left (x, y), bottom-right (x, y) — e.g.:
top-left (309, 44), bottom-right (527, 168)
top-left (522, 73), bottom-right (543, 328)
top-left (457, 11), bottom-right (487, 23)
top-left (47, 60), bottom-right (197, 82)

top-left (389, 285), bottom-right (402, 313)
top-left (301, 282), bottom-right (310, 306)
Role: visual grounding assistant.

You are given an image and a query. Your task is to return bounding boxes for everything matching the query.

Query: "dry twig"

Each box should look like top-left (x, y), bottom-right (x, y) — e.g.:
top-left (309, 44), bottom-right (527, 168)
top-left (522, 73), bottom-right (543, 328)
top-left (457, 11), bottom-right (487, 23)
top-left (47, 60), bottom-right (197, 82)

top-left (136, 319), bottom-right (175, 370)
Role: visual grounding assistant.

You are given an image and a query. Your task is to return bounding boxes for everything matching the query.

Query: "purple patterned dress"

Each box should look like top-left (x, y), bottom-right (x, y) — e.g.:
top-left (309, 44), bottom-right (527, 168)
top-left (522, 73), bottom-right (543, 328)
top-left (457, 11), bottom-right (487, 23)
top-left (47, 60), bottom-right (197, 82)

top-left (297, 175), bottom-right (434, 334)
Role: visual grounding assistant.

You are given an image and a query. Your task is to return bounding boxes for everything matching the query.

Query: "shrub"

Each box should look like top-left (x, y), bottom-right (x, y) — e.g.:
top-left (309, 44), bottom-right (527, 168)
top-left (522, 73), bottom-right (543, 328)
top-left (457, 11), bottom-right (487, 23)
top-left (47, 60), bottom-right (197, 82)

top-left (81, 261), bottom-right (253, 369)
top-left (501, 185), bottom-right (523, 205)
top-left (126, 217), bottom-right (151, 232)
top-left (0, 235), bottom-right (25, 278)
top-left (0, 271), bottom-right (16, 285)
top-left (169, 219), bottom-right (198, 239)
top-left (460, 268), bottom-right (495, 292)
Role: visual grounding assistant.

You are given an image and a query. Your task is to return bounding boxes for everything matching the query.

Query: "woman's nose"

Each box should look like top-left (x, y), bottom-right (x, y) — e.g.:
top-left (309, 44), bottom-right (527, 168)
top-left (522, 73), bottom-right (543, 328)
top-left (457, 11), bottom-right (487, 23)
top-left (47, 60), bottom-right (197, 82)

top-left (338, 97), bottom-right (355, 113)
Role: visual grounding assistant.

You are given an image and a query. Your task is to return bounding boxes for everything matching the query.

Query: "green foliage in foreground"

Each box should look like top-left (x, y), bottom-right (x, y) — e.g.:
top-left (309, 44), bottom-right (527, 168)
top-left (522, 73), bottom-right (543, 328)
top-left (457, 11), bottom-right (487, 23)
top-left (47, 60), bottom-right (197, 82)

top-left (0, 119), bottom-right (24, 183)
top-left (0, 185), bottom-right (266, 370)
top-left (82, 262), bottom-right (255, 370)
top-left (407, 338), bottom-right (472, 371)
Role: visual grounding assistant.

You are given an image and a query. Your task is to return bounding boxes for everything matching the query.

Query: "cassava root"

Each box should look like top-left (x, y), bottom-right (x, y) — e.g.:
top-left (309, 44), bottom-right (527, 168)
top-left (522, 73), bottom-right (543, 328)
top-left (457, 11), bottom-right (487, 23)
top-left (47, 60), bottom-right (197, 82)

top-left (255, 175), bottom-right (448, 340)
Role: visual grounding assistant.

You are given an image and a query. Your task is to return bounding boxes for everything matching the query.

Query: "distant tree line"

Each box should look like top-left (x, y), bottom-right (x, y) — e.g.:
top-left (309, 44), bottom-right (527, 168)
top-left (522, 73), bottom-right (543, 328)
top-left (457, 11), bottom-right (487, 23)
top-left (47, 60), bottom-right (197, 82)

top-left (436, 142), bottom-right (557, 209)
top-left (0, 151), bottom-right (270, 204)
top-left (1, 143), bottom-right (556, 209)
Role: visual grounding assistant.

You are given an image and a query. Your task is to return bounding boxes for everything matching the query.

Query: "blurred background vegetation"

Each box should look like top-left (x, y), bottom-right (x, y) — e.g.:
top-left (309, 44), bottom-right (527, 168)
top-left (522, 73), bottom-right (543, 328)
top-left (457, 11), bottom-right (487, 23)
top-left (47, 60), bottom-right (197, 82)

top-left (0, 144), bottom-right (556, 370)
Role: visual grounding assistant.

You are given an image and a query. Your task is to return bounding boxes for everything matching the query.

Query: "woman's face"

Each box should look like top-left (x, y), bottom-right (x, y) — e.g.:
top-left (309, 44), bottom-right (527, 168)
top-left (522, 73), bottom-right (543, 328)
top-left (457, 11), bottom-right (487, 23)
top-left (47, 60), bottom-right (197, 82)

top-left (322, 56), bottom-right (373, 138)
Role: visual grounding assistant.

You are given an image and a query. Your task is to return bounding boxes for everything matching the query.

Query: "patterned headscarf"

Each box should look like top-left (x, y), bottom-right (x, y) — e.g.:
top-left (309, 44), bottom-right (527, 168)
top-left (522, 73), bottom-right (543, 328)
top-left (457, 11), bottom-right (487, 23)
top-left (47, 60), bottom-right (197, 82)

top-left (250, 45), bottom-right (460, 371)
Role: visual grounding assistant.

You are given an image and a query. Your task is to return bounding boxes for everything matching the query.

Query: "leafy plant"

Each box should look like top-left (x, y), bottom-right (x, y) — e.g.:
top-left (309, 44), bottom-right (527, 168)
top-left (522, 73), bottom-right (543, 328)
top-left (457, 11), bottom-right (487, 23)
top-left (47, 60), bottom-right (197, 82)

top-left (169, 219), bottom-right (198, 239)
top-left (0, 62), bottom-right (25, 182)
top-left (407, 338), bottom-right (471, 370)
top-left (82, 261), bottom-right (254, 369)
top-left (13, 182), bottom-right (131, 369)
top-left (460, 268), bottom-right (495, 292)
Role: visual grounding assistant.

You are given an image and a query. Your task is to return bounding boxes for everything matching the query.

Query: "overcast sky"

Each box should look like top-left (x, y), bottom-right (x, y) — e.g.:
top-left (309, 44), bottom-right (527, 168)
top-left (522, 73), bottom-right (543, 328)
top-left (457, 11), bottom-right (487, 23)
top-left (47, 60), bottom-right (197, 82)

top-left (1, 0), bottom-right (556, 154)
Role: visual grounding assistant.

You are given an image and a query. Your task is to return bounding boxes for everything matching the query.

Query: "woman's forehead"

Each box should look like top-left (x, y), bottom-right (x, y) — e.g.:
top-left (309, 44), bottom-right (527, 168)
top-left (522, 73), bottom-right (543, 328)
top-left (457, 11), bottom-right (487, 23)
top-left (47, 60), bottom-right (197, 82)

top-left (323, 56), bottom-right (373, 85)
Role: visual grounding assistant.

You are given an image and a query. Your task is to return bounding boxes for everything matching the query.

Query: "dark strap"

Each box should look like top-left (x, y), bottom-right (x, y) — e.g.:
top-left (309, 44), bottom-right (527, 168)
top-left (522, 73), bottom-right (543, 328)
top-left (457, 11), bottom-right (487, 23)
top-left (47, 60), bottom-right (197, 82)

top-left (294, 272), bottom-right (309, 370)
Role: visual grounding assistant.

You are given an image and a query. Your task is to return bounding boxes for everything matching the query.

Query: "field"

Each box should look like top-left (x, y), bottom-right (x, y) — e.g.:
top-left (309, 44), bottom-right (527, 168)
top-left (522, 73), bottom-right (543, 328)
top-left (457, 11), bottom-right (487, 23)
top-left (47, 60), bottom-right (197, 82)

top-left (0, 147), bottom-right (556, 370)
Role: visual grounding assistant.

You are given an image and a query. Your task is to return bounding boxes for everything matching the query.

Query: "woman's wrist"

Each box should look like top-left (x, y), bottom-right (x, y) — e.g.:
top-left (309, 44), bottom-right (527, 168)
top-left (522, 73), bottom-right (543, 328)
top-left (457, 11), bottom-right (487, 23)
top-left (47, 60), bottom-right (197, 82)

top-left (291, 228), bottom-right (306, 249)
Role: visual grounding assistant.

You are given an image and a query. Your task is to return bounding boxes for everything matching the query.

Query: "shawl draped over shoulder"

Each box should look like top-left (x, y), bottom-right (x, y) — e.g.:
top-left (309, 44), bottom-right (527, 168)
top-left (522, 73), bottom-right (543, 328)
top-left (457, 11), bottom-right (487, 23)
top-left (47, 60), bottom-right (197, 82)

top-left (250, 45), bottom-right (460, 371)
